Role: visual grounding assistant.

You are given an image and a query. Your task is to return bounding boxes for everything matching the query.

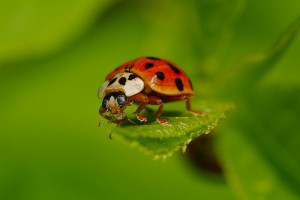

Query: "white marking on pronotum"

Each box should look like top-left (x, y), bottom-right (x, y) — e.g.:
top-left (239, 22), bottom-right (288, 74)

top-left (98, 72), bottom-right (144, 98)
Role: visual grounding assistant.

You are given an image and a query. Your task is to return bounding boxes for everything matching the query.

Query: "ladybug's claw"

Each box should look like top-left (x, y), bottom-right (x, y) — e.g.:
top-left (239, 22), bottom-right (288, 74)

top-left (157, 117), bottom-right (170, 124)
top-left (136, 113), bottom-right (148, 123)
top-left (188, 110), bottom-right (208, 119)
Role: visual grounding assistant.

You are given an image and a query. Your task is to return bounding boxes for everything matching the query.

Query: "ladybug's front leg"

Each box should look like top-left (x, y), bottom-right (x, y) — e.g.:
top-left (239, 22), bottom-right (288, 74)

top-left (99, 106), bottom-right (113, 126)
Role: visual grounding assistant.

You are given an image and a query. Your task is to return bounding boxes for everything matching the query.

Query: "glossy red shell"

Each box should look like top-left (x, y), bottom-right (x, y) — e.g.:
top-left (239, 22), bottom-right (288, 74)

top-left (105, 57), bottom-right (195, 96)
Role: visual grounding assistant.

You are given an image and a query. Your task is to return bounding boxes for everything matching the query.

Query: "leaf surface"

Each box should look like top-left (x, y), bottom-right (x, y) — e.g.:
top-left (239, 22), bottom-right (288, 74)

top-left (113, 102), bottom-right (233, 159)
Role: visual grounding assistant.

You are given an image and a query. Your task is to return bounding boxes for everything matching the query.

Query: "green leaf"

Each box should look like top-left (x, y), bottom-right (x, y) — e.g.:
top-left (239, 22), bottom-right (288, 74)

top-left (112, 101), bottom-right (234, 159)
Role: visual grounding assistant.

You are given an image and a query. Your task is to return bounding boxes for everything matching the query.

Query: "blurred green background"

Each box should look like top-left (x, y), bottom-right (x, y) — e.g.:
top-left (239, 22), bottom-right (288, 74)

top-left (0, 0), bottom-right (300, 199)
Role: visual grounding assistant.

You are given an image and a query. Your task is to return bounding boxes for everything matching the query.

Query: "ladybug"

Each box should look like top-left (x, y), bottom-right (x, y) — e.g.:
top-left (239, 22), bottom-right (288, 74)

top-left (98, 56), bottom-right (204, 125)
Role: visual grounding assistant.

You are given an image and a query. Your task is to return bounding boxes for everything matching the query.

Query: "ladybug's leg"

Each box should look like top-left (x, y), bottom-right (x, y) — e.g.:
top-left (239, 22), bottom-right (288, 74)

top-left (99, 106), bottom-right (112, 126)
top-left (148, 96), bottom-right (170, 124)
top-left (184, 96), bottom-right (207, 117)
top-left (130, 93), bottom-right (170, 124)
top-left (130, 93), bottom-right (149, 123)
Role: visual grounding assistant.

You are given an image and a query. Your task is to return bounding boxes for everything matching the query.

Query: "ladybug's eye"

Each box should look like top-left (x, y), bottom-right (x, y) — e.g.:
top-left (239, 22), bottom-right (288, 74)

top-left (102, 98), bottom-right (109, 108)
top-left (116, 95), bottom-right (126, 106)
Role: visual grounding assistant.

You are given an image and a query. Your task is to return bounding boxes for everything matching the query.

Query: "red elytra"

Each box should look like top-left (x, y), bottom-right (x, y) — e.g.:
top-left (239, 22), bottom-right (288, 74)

top-left (105, 56), bottom-right (194, 96)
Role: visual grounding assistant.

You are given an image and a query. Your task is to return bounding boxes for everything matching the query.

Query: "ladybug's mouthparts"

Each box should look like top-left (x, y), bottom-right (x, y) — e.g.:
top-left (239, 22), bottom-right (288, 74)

top-left (109, 109), bottom-right (126, 120)
top-left (108, 106), bottom-right (122, 114)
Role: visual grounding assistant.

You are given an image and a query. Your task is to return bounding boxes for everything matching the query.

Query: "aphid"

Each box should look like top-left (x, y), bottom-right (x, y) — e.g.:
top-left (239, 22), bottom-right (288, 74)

top-left (98, 56), bottom-right (204, 125)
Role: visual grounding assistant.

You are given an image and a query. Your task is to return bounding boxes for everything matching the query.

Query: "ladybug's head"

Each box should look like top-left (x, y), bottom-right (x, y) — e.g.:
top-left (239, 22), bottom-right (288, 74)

top-left (102, 91), bottom-right (127, 115)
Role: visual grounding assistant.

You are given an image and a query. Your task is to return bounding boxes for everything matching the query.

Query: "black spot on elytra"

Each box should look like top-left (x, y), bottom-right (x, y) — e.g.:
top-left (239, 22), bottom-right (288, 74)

top-left (145, 63), bottom-right (154, 69)
top-left (128, 74), bottom-right (136, 80)
top-left (147, 56), bottom-right (161, 60)
top-left (119, 77), bottom-right (127, 85)
top-left (156, 72), bottom-right (165, 80)
top-left (188, 79), bottom-right (194, 90)
top-left (175, 78), bottom-right (184, 91)
top-left (169, 63), bottom-right (180, 74)
top-left (108, 77), bottom-right (117, 86)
